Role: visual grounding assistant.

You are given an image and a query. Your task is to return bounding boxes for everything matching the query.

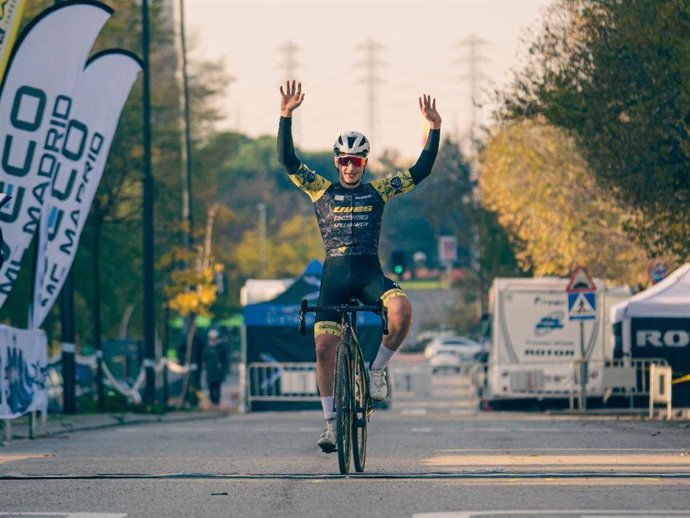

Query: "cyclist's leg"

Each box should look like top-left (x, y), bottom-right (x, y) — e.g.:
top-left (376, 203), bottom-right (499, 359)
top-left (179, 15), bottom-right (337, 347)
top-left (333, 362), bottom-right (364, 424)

top-left (378, 283), bottom-right (413, 354)
top-left (315, 323), bottom-right (340, 415)
top-left (315, 320), bottom-right (341, 452)
top-left (315, 257), bottom-right (350, 451)
top-left (361, 272), bottom-right (413, 359)
top-left (360, 262), bottom-right (412, 400)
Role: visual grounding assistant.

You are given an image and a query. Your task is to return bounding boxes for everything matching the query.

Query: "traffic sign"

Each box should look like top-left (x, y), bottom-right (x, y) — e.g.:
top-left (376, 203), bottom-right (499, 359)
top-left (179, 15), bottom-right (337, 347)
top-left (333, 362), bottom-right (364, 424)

top-left (647, 259), bottom-right (669, 284)
top-left (438, 235), bottom-right (457, 263)
top-left (568, 291), bottom-right (597, 320)
top-left (566, 265), bottom-right (597, 321)
top-left (566, 265), bottom-right (596, 293)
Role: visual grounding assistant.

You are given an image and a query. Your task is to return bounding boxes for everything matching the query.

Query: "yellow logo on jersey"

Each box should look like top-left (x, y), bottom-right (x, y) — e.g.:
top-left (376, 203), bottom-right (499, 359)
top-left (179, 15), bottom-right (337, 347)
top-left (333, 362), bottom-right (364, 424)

top-left (333, 205), bottom-right (373, 213)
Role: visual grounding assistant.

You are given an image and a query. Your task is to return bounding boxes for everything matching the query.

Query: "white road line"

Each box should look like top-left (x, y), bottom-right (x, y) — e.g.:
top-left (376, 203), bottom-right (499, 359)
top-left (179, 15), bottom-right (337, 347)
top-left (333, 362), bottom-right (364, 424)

top-left (413, 510), bottom-right (690, 518)
top-left (438, 447), bottom-right (687, 453)
top-left (401, 409), bottom-right (428, 415)
top-left (0, 513), bottom-right (127, 517)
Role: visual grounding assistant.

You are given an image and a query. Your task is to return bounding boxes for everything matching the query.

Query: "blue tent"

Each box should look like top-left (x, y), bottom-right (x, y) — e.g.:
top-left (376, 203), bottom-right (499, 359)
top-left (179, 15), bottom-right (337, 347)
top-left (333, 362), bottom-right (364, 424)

top-left (243, 259), bottom-right (382, 363)
top-left (243, 260), bottom-right (383, 410)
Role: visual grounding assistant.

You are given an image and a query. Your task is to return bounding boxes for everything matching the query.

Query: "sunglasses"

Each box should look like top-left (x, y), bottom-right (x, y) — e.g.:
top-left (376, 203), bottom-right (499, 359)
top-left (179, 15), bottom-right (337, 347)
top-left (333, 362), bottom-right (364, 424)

top-left (337, 155), bottom-right (366, 167)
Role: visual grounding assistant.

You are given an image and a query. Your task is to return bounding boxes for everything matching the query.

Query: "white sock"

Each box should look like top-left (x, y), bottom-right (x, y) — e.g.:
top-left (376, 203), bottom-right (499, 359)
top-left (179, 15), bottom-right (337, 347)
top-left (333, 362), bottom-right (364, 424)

top-left (370, 343), bottom-right (395, 371)
top-left (321, 396), bottom-right (335, 421)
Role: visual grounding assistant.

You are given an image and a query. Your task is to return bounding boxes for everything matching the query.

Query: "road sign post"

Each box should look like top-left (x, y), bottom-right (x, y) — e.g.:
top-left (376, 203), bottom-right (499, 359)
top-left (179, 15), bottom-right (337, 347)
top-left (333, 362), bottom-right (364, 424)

top-left (566, 265), bottom-right (597, 411)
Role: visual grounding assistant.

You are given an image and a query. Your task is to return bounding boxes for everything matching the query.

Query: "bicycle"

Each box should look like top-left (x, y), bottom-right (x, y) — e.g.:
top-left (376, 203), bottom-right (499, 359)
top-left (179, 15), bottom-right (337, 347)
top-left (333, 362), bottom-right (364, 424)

top-left (299, 298), bottom-right (388, 474)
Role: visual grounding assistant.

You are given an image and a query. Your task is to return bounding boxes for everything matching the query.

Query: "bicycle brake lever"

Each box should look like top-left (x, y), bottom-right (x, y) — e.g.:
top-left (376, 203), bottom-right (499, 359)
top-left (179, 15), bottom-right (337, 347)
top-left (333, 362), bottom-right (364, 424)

top-left (381, 305), bottom-right (389, 336)
top-left (299, 299), bottom-right (308, 335)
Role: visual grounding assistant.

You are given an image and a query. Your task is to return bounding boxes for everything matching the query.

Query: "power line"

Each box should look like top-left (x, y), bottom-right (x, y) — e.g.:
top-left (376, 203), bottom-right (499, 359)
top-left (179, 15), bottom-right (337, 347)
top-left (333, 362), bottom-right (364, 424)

top-left (457, 34), bottom-right (491, 317)
top-left (278, 41), bottom-right (301, 79)
top-left (278, 41), bottom-right (302, 142)
top-left (456, 33), bottom-right (490, 148)
top-left (356, 38), bottom-right (386, 147)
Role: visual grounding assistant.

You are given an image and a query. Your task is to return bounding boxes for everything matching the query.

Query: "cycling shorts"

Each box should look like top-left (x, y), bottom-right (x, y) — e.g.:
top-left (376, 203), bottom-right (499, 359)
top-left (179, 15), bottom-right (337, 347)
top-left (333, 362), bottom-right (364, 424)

top-left (314, 254), bottom-right (406, 337)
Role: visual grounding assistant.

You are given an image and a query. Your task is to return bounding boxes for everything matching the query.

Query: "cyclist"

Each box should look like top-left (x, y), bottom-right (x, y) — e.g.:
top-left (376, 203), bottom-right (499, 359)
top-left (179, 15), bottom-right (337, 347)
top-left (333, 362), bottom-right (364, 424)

top-left (277, 80), bottom-right (442, 452)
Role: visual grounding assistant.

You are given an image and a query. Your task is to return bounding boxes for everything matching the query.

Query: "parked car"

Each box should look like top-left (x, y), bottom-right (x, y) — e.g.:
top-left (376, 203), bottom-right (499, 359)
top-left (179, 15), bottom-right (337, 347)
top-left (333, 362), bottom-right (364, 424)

top-left (424, 336), bottom-right (484, 361)
top-left (428, 345), bottom-right (464, 373)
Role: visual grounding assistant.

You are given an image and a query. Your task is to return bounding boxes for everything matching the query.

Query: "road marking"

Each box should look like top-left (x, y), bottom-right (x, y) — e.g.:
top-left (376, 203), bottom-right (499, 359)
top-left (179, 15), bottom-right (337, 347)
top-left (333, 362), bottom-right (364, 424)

top-left (0, 514), bottom-right (127, 517)
top-left (422, 452), bottom-right (690, 469)
top-left (411, 428), bottom-right (433, 433)
top-left (401, 409), bottom-right (428, 415)
top-left (438, 448), bottom-right (686, 453)
top-left (414, 511), bottom-right (690, 518)
top-left (2, 472), bottom-right (689, 481)
top-left (0, 454), bottom-right (53, 465)
top-left (449, 409), bottom-right (476, 415)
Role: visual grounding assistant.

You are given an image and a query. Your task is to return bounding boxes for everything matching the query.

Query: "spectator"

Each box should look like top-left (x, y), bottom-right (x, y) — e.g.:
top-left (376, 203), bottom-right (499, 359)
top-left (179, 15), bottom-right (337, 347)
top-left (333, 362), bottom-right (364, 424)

top-left (203, 329), bottom-right (228, 406)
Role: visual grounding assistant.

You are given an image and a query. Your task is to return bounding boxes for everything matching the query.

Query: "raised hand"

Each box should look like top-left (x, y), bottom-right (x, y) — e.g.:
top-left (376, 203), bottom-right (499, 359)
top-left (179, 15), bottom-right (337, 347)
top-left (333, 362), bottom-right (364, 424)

top-left (418, 94), bottom-right (442, 129)
top-left (280, 80), bottom-right (305, 117)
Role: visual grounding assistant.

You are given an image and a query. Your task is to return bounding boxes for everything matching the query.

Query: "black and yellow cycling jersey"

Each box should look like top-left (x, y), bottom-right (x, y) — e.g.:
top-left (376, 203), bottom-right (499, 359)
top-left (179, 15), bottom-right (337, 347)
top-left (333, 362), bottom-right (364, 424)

top-left (287, 163), bottom-right (415, 256)
top-left (277, 117), bottom-right (439, 258)
top-left (278, 116), bottom-right (439, 331)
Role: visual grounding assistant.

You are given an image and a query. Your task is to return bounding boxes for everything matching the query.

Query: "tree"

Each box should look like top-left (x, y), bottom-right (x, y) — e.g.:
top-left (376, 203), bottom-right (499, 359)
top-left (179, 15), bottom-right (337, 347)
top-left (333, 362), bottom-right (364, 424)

top-left (479, 117), bottom-right (648, 285)
top-left (232, 214), bottom-right (323, 279)
top-left (2, 1), bottom-right (232, 347)
top-left (498, 0), bottom-right (690, 261)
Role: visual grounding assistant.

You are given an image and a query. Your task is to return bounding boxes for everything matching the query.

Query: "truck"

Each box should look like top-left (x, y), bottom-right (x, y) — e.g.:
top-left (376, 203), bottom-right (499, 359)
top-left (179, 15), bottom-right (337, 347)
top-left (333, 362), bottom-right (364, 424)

top-left (482, 276), bottom-right (630, 408)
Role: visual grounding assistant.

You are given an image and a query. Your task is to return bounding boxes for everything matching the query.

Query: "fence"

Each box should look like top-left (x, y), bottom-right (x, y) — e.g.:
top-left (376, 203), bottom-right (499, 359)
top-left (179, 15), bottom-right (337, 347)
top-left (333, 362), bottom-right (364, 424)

top-left (246, 362), bottom-right (320, 409)
top-left (245, 361), bottom-right (435, 410)
top-left (478, 357), bottom-right (670, 409)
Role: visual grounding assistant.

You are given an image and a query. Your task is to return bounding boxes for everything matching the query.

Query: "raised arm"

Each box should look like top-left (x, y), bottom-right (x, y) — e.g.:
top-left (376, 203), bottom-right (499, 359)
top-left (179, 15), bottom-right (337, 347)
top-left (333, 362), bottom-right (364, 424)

top-left (278, 80), bottom-right (305, 173)
top-left (280, 79), bottom-right (305, 118)
top-left (409, 94), bottom-right (442, 184)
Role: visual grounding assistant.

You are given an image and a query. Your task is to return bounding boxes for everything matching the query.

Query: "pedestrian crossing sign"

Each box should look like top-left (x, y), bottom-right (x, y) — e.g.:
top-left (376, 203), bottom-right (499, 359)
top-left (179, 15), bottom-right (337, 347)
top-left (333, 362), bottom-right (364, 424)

top-left (568, 291), bottom-right (597, 321)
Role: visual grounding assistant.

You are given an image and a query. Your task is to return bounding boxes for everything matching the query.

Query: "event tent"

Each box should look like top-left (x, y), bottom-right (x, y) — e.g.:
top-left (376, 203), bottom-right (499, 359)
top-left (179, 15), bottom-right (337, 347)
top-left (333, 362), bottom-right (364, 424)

top-left (242, 260), bottom-right (383, 410)
top-left (610, 264), bottom-right (690, 405)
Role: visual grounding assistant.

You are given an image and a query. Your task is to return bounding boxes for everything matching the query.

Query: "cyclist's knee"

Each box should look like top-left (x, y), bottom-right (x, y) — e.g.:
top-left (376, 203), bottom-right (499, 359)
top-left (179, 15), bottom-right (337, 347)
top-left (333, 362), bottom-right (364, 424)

top-left (314, 321), bottom-right (341, 358)
top-left (385, 295), bottom-right (412, 325)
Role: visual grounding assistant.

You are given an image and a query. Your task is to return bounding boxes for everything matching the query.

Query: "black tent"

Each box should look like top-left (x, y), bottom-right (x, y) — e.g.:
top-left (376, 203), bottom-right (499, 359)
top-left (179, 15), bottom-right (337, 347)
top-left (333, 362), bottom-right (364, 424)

top-left (611, 264), bottom-right (690, 406)
top-left (243, 260), bottom-right (383, 410)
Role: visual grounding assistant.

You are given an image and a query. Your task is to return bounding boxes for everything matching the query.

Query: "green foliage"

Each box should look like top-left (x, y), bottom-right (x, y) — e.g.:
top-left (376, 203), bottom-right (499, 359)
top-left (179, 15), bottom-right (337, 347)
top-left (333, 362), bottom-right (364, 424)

top-left (1, 1), bottom-right (231, 344)
top-left (499, 0), bottom-right (690, 261)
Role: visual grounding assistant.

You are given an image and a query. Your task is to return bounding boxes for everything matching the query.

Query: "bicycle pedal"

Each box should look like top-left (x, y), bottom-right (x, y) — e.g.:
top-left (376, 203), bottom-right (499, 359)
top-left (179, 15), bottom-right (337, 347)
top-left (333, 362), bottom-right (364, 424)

top-left (319, 444), bottom-right (337, 454)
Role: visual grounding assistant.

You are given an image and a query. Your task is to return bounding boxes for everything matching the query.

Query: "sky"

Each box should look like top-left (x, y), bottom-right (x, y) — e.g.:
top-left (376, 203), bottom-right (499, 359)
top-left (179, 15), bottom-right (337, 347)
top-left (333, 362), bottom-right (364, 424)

top-left (184, 0), bottom-right (554, 159)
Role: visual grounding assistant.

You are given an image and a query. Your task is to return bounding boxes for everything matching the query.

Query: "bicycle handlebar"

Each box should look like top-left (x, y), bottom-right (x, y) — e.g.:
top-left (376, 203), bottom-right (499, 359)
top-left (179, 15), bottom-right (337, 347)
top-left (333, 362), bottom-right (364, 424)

top-left (299, 298), bottom-right (389, 336)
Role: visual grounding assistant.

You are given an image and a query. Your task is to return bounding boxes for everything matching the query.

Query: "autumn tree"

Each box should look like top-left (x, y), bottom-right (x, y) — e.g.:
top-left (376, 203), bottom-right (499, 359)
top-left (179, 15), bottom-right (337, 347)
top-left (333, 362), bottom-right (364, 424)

top-left (498, 0), bottom-right (690, 261)
top-left (479, 118), bottom-right (648, 285)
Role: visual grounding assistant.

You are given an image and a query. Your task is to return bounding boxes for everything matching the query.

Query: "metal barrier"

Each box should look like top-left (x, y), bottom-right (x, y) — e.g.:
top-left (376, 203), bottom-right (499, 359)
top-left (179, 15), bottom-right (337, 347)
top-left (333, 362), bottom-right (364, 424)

top-left (648, 363), bottom-right (673, 419)
top-left (478, 357), bottom-right (670, 408)
top-left (389, 363), bottom-right (433, 398)
top-left (247, 362), bottom-right (319, 406)
top-left (246, 361), bottom-right (436, 410)
top-left (603, 358), bottom-right (670, 408)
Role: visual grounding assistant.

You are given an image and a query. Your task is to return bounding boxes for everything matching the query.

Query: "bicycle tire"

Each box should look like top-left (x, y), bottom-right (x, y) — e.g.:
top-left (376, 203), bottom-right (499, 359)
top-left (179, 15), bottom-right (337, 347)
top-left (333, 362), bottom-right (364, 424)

top-left (335, 341), bottom-right (352, 474)
top-left (351, 341), bottom-right (368, 472)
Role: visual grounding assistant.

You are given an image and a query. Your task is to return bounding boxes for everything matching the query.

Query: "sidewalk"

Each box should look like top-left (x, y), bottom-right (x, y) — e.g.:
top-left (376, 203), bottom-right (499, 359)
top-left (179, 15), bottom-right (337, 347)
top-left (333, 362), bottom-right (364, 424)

top-left (0, 377), bottom-right (245, 444)
top-left (1, 407), bottom-right (234, 443)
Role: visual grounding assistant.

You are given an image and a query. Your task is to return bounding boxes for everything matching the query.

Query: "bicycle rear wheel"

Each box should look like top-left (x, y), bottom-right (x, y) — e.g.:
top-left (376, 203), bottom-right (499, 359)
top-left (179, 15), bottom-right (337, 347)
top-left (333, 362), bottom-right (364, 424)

top-left (335, 342), bottom-right (352, 474)
top-left (351, 344), bottom-right (368, 472)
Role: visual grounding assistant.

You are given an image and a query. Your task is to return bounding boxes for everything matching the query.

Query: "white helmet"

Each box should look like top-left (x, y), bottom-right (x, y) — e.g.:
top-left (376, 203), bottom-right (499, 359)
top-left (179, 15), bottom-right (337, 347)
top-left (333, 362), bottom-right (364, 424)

top-left (333, 131), bottom-right (370, 157)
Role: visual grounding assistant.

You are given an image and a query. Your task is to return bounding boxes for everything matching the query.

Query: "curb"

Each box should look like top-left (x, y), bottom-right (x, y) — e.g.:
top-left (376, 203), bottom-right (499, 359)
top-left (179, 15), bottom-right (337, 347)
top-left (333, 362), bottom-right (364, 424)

top-left (2, 409), bottom-right (234, 443)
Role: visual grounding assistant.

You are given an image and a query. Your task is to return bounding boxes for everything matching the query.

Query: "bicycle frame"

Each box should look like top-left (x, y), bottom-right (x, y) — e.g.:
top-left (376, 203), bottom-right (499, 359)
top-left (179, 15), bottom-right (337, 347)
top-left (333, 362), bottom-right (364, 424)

top-left (299, 298), bottom-right (388, 473)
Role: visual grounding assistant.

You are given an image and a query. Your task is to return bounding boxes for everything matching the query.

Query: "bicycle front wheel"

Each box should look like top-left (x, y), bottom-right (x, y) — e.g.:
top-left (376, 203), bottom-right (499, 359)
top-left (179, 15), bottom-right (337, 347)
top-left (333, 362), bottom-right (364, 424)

top-left (335, 342), bottom-right (352, 474)
top-left (351, 344), bottom-right (368, 472)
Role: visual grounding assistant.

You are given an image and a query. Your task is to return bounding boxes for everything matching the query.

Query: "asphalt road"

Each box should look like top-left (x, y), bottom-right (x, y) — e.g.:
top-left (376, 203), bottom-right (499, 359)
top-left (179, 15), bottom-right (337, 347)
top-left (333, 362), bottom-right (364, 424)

top-left (1, 373), bottom-right (689, 518)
